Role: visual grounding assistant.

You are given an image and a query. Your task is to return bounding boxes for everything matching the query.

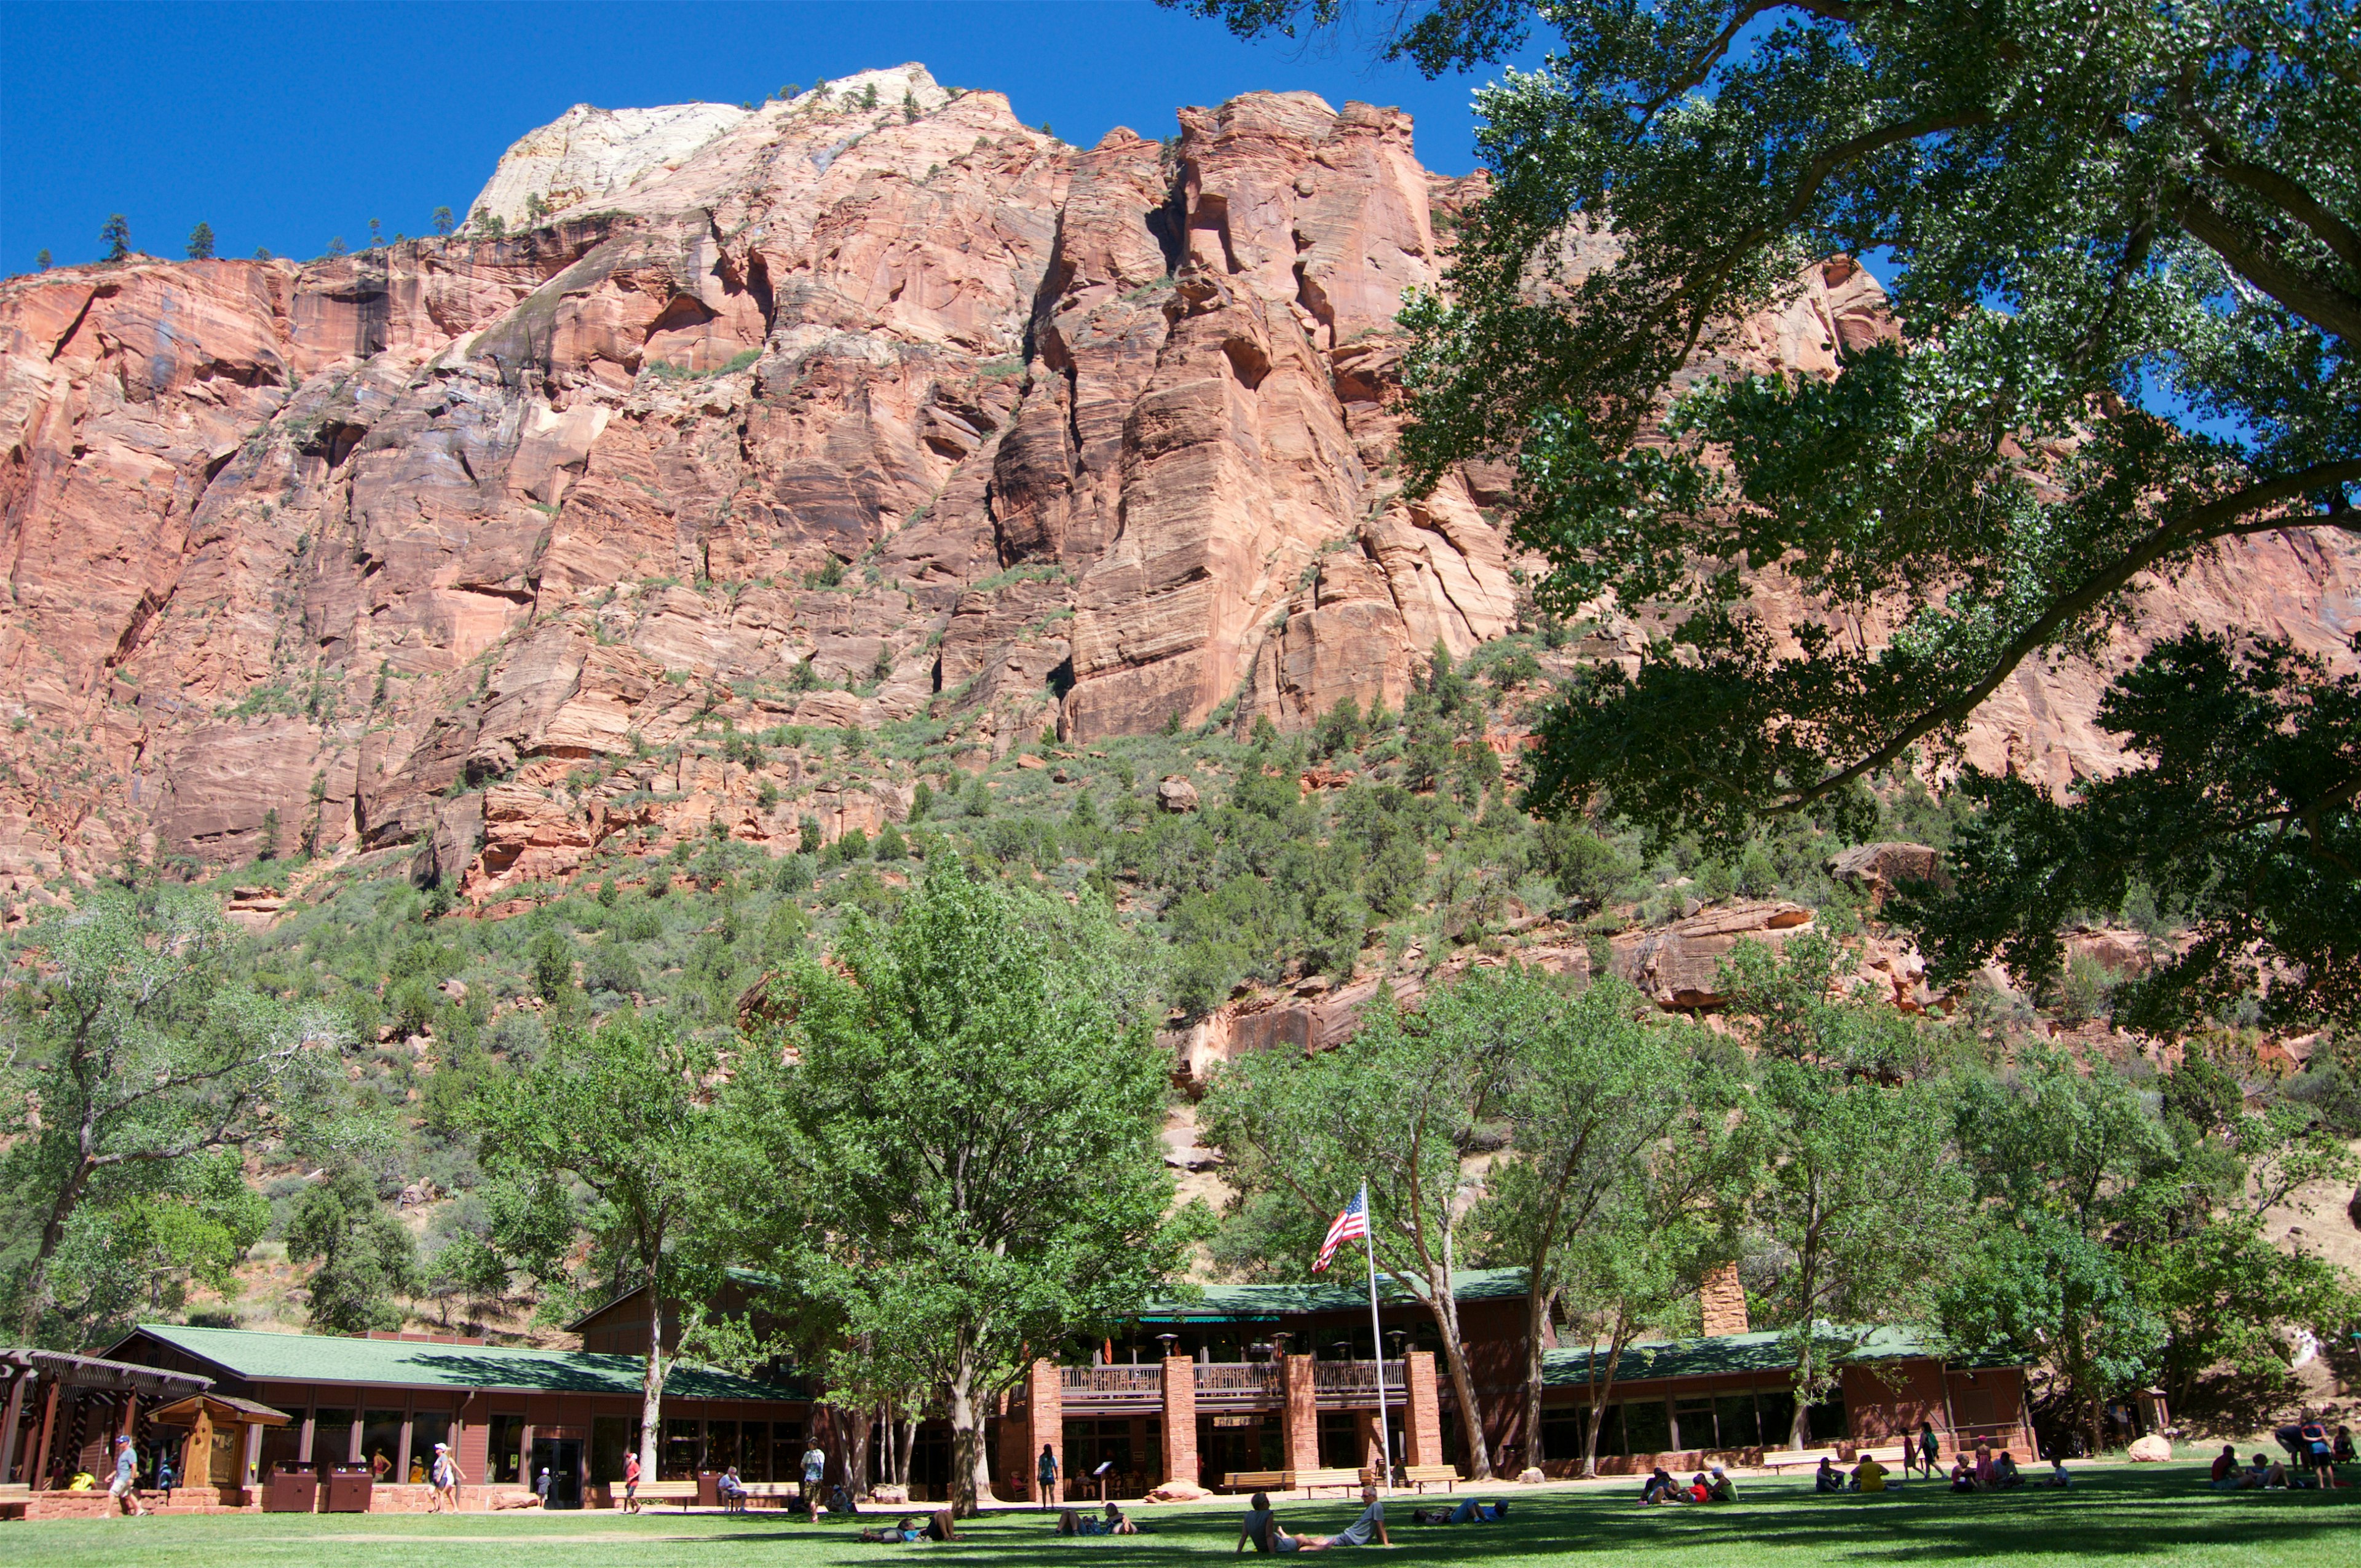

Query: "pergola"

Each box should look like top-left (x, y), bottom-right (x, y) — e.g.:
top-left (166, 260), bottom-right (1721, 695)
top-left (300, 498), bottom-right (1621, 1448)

top-left (2, 1347), bottom-right (212, 1497)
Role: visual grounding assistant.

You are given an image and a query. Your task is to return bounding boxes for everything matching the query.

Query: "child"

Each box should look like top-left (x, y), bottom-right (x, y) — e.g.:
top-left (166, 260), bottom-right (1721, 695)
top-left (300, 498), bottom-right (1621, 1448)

top-left (2046, 1456), bottom-right (2070, 1488)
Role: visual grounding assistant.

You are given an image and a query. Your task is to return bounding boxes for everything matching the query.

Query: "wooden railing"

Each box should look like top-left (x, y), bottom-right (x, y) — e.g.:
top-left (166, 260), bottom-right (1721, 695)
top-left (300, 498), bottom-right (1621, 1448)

top-left (1192, 1363), bottom-right (1283, 1408)
top-left (1058, 1366), bottom-right (1163, 1405)
top-left (1313, 1360), bottom-right (1406, 1398)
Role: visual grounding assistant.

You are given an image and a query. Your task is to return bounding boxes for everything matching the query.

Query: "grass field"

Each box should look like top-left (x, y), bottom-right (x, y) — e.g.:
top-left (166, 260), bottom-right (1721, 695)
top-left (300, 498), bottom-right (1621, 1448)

top-left (9, 1467), bottom-right (2357, 1568)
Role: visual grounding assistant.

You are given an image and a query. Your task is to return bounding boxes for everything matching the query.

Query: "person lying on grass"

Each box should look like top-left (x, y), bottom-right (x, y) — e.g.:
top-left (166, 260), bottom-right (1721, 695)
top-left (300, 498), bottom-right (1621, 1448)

top-left (1410, 1498), bottom-right (1507, 1523)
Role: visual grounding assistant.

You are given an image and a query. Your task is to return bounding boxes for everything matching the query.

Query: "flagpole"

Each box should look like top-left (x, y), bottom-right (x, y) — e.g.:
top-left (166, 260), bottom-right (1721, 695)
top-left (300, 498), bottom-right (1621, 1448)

top-left (1361, 1184), bottom-right (1393, 1495)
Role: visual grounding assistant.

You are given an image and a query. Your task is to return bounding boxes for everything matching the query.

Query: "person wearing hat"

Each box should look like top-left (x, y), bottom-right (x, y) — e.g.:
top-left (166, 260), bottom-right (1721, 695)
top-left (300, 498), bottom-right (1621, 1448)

top-left (1706, 1465), bottom-right (1738, 1502)
top-left (109, 1435), bottom-right (148, 1516)
top-left (430, 1441), bottom-right (464, 1513)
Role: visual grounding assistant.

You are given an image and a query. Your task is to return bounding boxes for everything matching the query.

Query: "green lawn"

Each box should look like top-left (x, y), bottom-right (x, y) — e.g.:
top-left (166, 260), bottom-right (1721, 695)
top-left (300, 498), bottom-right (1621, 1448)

top-left (12, 1467), bottom-right (2357, 1568)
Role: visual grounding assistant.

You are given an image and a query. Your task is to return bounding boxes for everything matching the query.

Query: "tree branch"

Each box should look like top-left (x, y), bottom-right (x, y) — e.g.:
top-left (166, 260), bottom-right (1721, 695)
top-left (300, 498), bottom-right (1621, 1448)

top-left (2172, 183), bottom-right (2361, 346)
top-left (1772, 457), bottom-right (2361, 811)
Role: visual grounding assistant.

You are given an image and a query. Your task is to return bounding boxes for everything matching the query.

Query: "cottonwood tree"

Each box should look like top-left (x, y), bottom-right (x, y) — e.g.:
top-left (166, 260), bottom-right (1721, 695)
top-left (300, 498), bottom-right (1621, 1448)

top-left (1182, 0), bottom-right (2360, 1030)
top-left (1478, 974), bottom-right (1749, 1473)
top-left (1, 892), bottom-right (338, 1342)
top-left (1201, 975), bottom-right (1529, 1478)
top-left (288, 1165), bottom-right (422, 1334)
top-left (745, 865), bottom-right (1192, 1512)
top-left (470, 1012), bottom-right (723, 1487)
top-left (1474, 971), bottom-right (1741, 1471)
top-left (1720, 936), bottom-right (1971, 1448)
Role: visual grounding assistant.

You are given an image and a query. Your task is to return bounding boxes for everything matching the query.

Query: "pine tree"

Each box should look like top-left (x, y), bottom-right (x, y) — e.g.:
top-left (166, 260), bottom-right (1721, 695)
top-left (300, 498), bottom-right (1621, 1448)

top-left (903, 90), bottom-right (919, 123)
top-left (325, 236), bottom-right (347, 258)
top-left (35, 249), bottom-right (50, 270)
top-left (184, 223), bottom-right (214, 261)
top-left (367, 218), bottom-right (382, 247)
top-left (430, 205), bottom-right (453, 237)
top-left (98, 214), bottom-right (131, 263)
top-left (253, 246), bottom-right (272, 261)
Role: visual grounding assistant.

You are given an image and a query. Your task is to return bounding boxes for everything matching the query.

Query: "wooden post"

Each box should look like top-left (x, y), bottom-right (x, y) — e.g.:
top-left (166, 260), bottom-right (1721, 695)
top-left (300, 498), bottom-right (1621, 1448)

top-left (0, 1371), bottom-right (28, 1484)
top-left (29, 1379), bottom-right (60, 1491)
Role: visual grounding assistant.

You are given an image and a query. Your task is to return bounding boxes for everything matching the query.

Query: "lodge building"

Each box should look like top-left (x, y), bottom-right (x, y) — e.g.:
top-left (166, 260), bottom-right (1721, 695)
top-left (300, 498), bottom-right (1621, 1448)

top-left (1, 1267), bottom-right (2035, 1516)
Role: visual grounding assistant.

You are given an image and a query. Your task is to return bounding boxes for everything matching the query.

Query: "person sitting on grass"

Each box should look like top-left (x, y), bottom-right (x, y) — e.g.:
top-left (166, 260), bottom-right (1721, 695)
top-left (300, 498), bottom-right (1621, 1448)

top-left (1683, 1473), bottom-right (1710, 1503)
top-left (1991, 1452), bottom-right (2023, 1489)
top-left (1950, 1456), bottom-right (1979, 1493)
top-left (1639, 1467), bottom-right (1680, 1505)
top-left (2211, 1445), bottom-right (2240, 1490)
top-left (1238, 1492), bottom-right (1284, 1553)
top-left (1814, 1457), bottom-right (1843, 1494)
top-left (1853, 1454), bottom-right (1889, 1493)
top-left (2239, 1454), bottom-right (2274, 1490)
top-left (1706, 1466), bottom-right (1738, 1502)
top-left (2046, 1456), bottom-right (2071, 1489)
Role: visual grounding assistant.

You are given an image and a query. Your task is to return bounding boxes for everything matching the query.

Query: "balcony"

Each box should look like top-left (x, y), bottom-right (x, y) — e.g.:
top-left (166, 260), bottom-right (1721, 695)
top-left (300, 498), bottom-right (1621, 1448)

top-left (1058, 1366), bottom-right (1163, 1408)
top-left (1313, 1360), bottom-right (1405, 1407)
top-left (1192, 1362), bottom-right (1282, 1410)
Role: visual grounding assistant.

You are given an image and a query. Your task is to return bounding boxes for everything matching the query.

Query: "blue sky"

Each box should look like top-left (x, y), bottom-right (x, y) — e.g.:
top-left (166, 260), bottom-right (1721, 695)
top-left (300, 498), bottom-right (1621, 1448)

top-left (2, 1), bottom-right (1538, 269)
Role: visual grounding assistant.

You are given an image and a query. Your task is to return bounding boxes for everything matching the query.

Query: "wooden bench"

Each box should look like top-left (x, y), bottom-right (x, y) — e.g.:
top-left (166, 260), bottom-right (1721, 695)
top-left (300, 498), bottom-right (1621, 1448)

top-left (737, 1481), bottom-right (802, 1510)
top-left (0, 1482), bottom-right (28, 1520)
top-left (1397, 1465), bottom-right (1461, 1493)
top-left (626, 1480), bottom-right (700, 1510)
top-left (1222, 1468), bottom-right (1367, 1498)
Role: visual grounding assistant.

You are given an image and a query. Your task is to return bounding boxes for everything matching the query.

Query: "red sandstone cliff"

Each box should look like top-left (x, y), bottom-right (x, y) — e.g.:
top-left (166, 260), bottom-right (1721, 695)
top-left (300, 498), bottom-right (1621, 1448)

top-left (2, 63), bottom-right (2354, 904)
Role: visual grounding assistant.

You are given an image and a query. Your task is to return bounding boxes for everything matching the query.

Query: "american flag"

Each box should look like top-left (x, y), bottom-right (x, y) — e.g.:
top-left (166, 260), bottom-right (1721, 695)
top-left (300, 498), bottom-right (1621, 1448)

top-left (1313, 1188), bottom-right (1369, 1272)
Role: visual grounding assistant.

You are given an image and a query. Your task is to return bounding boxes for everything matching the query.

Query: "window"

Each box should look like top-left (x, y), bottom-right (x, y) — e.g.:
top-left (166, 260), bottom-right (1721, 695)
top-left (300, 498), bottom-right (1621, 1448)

top-left (1806, 1394), bottom-right (1847, 1444)
top-left (707, 1420), bottom-right (741, 1473)
top-left (409, 1412), bottom-right (451, 1481)
top-left (741, 1422), bottom-right (769, 1481)
top-left (770, 1423), bottom-right (803, 1484)
top-left (1756, 1391), bottom-right (1797, 1449)
top-left (1715, 1394), bottom-right (1761, 1449)
top-left (360, 1412), bottom-right (404, 1480)
top-left (663, 1418), bottom-right (703, 1479)
top-left (1623, 1399), bottom-right (1671, 1456)
top-left (1317, 1412), bottom-right (1362, 1470)
top-left (1673, 1399), bottom-right (1717, 1452)
top-left (312, 1409), bottom-right (354, 1473)
top-left (486, 1415), bottom-right (524, 1484)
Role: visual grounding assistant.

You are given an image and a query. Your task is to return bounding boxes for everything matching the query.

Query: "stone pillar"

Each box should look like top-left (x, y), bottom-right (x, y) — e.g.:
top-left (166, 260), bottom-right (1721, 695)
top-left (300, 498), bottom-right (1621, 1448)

top-left (1699, 1263), bottom-right (1749, 1337)
top-left (1024, 1359), bottom-right (1062, 1503)
top-left (1160, 1357), bottom-right (1197, 1488)
top-left (1355, 1411), bottom-right (1383, 1477)
top-left (1280, 1356), bottom-right (1318, 1473)
top-left (1400, 1352), bottom-right (1444, 1469)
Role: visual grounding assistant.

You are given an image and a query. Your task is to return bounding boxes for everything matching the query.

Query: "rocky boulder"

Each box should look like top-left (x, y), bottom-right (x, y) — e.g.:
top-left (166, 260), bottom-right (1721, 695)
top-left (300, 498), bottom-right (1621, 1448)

top-left (1157, 776), bottom-right (1201, 813)
top-left (1613, 900), bottom-right (1815, 1009)
top-left (1826, 841), bottom-right (1948, 907)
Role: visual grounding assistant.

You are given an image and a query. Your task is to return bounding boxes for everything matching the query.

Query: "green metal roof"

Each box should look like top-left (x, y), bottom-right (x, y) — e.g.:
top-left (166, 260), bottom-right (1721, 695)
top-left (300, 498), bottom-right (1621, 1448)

top-left (1542, 1325), bottom-right (1980, 1389)
top-left (1138, 1268), bottom-right (1530, 1322)
top-left (117, 1324), bottom-right (806, 1402)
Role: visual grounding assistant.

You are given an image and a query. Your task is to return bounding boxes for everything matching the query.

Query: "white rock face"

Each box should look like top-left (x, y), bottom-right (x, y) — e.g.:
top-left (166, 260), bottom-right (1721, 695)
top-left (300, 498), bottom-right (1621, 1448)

top-left (464, 65), bottom-right (955, 229)
top-left (467, 101), bottom-right (749, 227)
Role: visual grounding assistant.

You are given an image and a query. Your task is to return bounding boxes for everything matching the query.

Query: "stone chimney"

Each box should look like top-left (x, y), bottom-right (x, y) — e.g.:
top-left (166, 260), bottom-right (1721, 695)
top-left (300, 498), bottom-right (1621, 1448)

top-left (1699, 1263), bottom-right (1749, 1338)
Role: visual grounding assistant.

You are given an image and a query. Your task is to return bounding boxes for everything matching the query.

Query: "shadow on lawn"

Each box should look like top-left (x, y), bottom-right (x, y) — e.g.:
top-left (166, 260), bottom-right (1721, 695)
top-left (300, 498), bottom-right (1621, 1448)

top-left (691, 1471), bottom-right (2361, 1564)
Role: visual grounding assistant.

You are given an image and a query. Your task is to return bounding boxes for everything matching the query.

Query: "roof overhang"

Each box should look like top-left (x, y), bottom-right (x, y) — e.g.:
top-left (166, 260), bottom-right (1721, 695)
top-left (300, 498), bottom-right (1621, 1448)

top-left (2, 1346), bottom-right (212, 1399)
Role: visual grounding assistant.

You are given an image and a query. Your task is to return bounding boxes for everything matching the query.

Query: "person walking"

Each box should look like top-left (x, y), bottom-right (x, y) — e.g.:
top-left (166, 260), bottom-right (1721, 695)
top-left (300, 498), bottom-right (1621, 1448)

top-left (623, 1450), bottom-right (643, 1514)
top-left (432, 1441), bottom-right (464, 1513)
top-left (1037, 1444), bottom-right (1059, 1510)
top-left (1917, 1421), bottom-right (1940, 1479)
top-left (802, 1438), bottom-right (828, 1520)
top-left (154, 1445), bottom-right (176, 1506)
top-left (109, 1435), bottom-right (148, 1516)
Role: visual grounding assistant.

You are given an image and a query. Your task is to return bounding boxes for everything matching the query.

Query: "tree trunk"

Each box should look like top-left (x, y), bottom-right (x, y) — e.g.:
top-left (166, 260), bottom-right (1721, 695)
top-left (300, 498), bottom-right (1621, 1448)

top-left (1426, 1271), bottom-right (1493, 1479)
top-left (1580, 1312), bottom-right (1632, 1480)
top-left (896, 1414), bottom-right (917, 1486)
top-left (637, 1271), bottom-right (666, 1483)
top-left (1519, 1285), bottom-right (1557, 1475)
top-left (947, 1345), bottom-right (991, 1515)
top-left (845, 1406), bottom-right (875, 1500)
top-left (15, 1152), bottom-right (95, 1342)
